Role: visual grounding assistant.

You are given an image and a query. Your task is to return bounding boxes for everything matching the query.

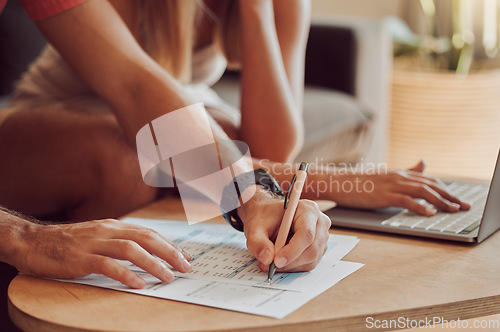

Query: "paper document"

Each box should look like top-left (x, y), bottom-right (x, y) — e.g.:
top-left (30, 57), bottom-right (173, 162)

top-left (120, 218), bottom-right (360, 291)
top-left (56, 218), bottom-right (363, 318)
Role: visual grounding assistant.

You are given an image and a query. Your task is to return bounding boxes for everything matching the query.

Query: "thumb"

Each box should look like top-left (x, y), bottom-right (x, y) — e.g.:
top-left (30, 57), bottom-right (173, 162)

top-left (409, 160), bottom-right (426, 173)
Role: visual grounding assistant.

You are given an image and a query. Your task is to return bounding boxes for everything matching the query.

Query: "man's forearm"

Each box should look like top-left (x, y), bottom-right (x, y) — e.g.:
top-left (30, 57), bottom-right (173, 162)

top-left (0, 207), bottom-right (35, 268)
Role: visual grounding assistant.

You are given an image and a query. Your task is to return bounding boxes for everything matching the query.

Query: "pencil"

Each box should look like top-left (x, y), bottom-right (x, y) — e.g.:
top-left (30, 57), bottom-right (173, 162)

top-left (267, 162), bottom-right (309, 283)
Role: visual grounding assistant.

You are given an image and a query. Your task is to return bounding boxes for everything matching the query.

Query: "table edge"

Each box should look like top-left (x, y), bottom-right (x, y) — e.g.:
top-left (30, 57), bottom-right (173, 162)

top-left (8, 278), bottom-right (500, 332)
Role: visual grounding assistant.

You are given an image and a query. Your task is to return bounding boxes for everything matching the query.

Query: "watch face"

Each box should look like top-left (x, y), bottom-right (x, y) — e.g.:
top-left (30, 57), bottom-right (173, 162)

top-left (255, 169), bottom-right (284, 197)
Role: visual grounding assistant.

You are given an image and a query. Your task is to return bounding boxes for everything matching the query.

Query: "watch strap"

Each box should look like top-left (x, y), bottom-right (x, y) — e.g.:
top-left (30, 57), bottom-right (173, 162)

top-left (221, 169), bottom-right (283, 231)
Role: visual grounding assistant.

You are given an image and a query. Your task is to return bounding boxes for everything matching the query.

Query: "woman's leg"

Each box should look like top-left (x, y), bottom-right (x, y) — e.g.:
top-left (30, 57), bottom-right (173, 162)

top-left (0, 109), bottom-right (157, 221)
top-left (206, 106), bottom-right (240, 140)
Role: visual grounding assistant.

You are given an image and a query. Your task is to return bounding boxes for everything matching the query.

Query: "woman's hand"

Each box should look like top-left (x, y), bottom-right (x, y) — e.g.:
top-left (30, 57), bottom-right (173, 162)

top-left (327, 161), bottom-right (471, 215)
top-left (238, 187), bottom-right (331, 273)
top-left (14, 219), bottom-right (191, 289)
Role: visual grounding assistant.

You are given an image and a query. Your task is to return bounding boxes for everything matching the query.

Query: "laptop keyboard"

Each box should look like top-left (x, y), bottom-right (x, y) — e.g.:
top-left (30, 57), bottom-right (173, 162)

top-left (382, 182), bottom-right (489, 234)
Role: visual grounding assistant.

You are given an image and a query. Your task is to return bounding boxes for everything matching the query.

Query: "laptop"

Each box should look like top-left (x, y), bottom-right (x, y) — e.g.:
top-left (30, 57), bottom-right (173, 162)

top-left (325, 150), bottom-right (500, 243)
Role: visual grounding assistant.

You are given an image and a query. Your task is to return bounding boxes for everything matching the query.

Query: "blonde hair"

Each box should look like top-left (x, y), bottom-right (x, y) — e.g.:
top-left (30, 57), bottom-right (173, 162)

top-left (135, 0), bottom-right (240, 84)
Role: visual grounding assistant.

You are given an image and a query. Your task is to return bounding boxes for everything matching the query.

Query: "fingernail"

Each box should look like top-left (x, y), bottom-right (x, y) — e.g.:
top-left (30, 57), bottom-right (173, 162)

top-left (450, 203), bottom-right (460, 211)
top-left (275, 257), bottom-right (287, 268)
top-left (132, 276), bottom-right (145, 289)
top-left (163, 267), bottom-right (175, 281)
top-left (259, 248), bottom-right (269, 262)
top-left (178, 252), bottom-right (192, 271)
top-left (426, 207), bottom-right (437, 216)
top-left (181, 248), bottom-right (191, 261)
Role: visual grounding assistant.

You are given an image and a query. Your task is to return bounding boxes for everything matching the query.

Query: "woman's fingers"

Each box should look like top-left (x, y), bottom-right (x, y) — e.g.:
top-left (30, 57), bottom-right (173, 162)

top-left (270, 201), bottom-right (330, 271)
top-left (272, 212), bottom-right (330, 272)
top-left (273, 202), bottom-right (318, 269)
top-left (408, 160), bottom-right (426, 173)
top-left (400, 161), bottom-right (470, 211)
top-left (395, 182), bottom-right (460, 213)
top-left (385, 193), bottom-right (437, 216)
top-left (412, 178), bottom-right (470, 210)
top-left (398, 176), bottom-right (470, 211)
top-left (245, 223), bottom-right (276, 266)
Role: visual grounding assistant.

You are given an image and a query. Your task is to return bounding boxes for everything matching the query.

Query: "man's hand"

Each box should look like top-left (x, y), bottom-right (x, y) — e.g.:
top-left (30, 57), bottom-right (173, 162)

top-left (238, 187), bottom-right (331, 273)
top-left (13, 219), bottom-right (191, 289)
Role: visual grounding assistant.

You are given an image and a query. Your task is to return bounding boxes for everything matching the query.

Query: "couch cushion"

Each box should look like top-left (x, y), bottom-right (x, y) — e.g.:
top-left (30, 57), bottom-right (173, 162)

top-left (298, 86), bottom-right (374, 163)
top-left (212, 76), bottom-right (374, 164)
top-left (305, 24), bottom-right (356, 95)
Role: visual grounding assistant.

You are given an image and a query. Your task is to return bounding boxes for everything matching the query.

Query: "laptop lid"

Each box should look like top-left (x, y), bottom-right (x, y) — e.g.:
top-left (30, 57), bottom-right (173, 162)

top-left (477, 150), bottom-right (500, 243)
top-left (328, 149), bottom-right (500, 243)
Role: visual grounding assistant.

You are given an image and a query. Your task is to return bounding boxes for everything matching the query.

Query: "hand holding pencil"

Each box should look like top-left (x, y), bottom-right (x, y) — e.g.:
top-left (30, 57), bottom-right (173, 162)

top-left (268, 162), bottom-right (309, 283)
top-left (239, 163), bottom-right (331, 277)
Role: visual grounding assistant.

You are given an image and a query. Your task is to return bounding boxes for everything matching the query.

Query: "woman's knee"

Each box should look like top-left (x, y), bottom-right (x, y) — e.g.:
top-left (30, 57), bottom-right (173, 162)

top-left (0, 109), bottom-right (157, 219)
top-left (71, 113), bottom-right (158, 218)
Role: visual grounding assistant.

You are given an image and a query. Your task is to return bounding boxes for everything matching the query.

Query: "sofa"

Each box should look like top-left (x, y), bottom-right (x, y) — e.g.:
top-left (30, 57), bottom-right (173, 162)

top-left (213, 17), bottom-right (392, 165)
top-left (0, 0), bottom-right (392, 165)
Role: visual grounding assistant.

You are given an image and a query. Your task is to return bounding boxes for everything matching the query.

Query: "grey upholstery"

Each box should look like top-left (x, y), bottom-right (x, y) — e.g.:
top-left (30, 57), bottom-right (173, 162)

top-left (212, 75), bottom-right (374, 164)
top-left (214, 18), bottom-right (392, 164)
top-left (314, 17), bottom-right (393, 164)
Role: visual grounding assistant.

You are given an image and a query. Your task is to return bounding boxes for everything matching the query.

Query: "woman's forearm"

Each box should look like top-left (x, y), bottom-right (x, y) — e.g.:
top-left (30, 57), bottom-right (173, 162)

top-left (239, 0), bottom-right (304, 162)
top-left (35, 0), bottom-right (189, 143)
top-left (35, 0), bottom-right (253, 202)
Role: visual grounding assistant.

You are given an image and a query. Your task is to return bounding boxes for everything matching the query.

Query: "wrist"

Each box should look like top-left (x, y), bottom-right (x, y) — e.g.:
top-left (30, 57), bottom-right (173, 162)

top-left (237, 185), bottom-right (282, 221)
top-left (301, 170), bottom-right (345, 201)
top-left (0, 211), bottom-right (38, 268)
top-left (221, 169), bottom-right (283, 231)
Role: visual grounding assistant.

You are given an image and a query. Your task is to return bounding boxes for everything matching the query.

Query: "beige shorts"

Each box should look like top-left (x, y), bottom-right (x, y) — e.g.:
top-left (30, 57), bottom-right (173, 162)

top-left (0, 93), bottom-right (240, 133)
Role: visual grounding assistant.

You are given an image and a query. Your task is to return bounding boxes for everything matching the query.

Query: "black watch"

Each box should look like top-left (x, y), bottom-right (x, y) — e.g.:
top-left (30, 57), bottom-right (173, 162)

top-left (220, 169), bottom-right (284, 231)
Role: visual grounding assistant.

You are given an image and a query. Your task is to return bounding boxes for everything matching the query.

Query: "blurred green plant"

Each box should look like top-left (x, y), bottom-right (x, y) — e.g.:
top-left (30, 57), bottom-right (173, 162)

top-left (384, 0), bottom-right (500, 74)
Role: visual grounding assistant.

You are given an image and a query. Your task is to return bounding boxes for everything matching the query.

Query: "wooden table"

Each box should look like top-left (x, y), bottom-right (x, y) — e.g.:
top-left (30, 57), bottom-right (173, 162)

top-left (8, 198), bottom-right (500, 331)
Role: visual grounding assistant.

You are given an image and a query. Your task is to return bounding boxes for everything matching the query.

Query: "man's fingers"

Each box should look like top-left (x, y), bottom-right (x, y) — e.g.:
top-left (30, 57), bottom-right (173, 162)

top-left (107, 226), bottom-right (192, 273)
top-left (88, 255), bottom-right (145, 289)
top-left (95, 239), bottom-right (176, 283)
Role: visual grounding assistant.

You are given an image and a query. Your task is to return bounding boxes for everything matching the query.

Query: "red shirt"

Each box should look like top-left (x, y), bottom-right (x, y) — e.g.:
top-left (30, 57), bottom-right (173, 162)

top-left (0, 0), bottom-right (86, 21)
